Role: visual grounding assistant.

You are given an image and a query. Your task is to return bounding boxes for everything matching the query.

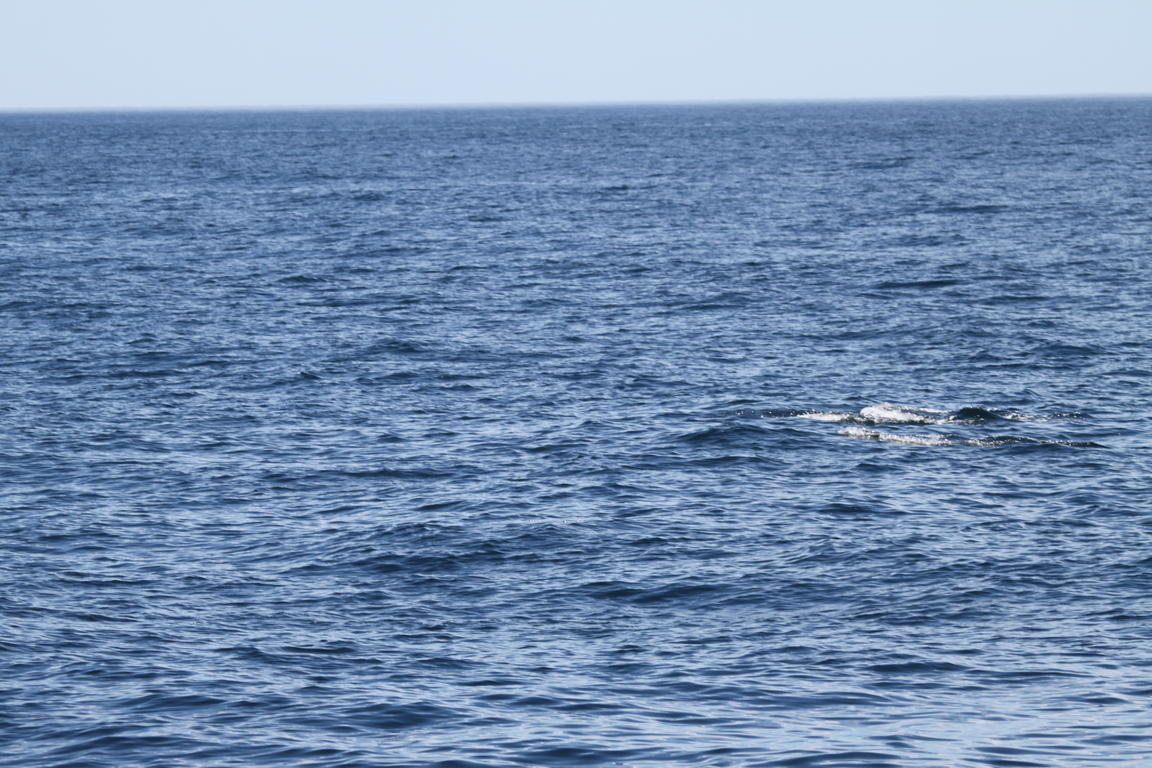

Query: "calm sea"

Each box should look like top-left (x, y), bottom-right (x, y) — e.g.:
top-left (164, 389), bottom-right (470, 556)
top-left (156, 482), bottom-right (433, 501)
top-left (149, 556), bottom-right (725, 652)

top-left (2, 100), bottom-right (1151, 767)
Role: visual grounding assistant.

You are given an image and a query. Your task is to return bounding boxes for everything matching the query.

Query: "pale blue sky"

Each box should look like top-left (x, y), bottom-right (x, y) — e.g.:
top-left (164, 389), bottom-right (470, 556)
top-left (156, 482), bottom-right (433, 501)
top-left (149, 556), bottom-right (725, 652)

top-left (2, 0), bottom-right (1149, 110)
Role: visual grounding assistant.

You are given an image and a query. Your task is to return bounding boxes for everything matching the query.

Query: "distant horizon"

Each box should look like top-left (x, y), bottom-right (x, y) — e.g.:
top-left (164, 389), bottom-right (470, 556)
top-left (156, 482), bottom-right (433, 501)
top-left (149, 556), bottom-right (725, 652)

top-left (4, 91), bottom-right (1151, 116)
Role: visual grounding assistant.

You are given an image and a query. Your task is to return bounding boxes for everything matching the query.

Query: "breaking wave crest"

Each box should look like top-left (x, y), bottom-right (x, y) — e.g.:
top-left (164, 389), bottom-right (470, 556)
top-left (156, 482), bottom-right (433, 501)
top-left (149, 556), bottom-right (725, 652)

top-left (839, 426), bottom-right (953, 446)
top-left (746, 404), bottom-right (1098, 448)
top-left (792, 402), bottom-right (1078, 426)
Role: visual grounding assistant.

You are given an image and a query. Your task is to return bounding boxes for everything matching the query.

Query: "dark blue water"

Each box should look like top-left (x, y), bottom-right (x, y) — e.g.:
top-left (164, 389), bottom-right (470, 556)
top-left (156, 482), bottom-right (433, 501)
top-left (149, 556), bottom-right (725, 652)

top-left (2, 100), bottom-right (1151, 767)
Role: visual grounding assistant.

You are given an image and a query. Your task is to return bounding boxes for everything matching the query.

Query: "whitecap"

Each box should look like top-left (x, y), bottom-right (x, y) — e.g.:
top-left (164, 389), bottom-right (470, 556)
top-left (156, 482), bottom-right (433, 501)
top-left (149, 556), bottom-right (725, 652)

top-left (840, 426), bottom-right (952, 446)
top-left (858, 403), bottom-right (948, 424)
top-left (796, 411), bottom-right (854, 422)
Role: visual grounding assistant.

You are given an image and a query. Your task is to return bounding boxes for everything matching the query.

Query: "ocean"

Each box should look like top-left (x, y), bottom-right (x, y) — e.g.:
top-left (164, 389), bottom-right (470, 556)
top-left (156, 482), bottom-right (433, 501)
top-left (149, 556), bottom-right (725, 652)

top-left (2, 99), bottom-right (1151, 767)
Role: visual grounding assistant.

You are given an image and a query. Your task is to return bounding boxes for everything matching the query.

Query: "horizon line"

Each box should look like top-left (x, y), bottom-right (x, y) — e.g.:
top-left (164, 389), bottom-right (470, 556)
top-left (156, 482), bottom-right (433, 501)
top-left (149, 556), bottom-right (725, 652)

top-left (3, 91), bottom-right (1151, 115)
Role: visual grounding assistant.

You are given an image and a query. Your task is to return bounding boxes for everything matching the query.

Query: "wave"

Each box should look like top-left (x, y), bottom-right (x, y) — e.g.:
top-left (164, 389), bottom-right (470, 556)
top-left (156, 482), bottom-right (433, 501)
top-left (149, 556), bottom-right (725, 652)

top-left (840, 426), bottom-right (1102, 449)
top-left (736, 403), bottom-right (1098, 448)
top-left (789, 403), bottom-right (1075, 426)
top-left (840, 427), bottom-right (953, 446)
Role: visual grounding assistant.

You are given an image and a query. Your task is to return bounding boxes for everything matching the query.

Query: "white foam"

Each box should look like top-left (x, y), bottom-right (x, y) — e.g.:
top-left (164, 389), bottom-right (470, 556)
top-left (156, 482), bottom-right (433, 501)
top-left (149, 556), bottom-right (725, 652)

top-left (796, 411), bottom-right (853, 422)
top-left (840, 426), bottom-right (952, 446)
top-left (858, 403), bottom-right (947, 424)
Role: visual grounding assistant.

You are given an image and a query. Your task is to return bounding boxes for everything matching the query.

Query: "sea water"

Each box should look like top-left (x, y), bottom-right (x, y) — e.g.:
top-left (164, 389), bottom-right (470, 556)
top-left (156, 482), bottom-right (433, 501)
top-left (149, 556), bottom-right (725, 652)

top-left (2, 100), bottom-right (1151, 767)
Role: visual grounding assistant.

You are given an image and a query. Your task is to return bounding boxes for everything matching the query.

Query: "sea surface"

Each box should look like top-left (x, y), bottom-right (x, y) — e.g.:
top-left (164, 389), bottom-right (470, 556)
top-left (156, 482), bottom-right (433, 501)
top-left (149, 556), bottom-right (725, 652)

top-left (2, 99), bottom-right (1151, 768)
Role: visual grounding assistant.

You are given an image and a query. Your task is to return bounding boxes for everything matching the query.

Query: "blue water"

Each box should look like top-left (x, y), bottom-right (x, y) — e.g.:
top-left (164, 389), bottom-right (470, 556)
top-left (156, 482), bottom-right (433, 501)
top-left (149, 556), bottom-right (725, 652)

top-left (2, 100), bottom-right (1151, 768)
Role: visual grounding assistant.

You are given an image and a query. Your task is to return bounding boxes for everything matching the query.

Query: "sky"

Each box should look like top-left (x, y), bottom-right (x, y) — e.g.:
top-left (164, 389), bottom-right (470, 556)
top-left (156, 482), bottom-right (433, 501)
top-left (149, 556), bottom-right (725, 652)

top-left (2, 0), bottom-right (1150, 110)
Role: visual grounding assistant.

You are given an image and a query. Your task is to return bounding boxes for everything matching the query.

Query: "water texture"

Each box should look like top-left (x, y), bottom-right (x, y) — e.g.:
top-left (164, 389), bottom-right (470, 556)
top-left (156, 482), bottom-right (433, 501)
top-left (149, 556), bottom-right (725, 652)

top-left (2, 100), bottom-right (1151, 767)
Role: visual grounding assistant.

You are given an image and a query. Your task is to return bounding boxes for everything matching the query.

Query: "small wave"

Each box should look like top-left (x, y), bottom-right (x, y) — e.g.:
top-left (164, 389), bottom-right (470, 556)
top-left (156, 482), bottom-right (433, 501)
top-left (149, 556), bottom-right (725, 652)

top-left (968, 435), bottom-right (1104, 449)
top-left (792, 405), bottom-right (957, 425)
top-left (951, 406), bottom-right (1007, 421)
top-left (796, 410), bottom-right (854, 422)
top-left (840, 427), bottom-right (1102, 449)
top-left (858, 404), bottom-right (949, 424)
top-left (789, 403), bottom-right (1068, 426)
top-left (929, 203), bottom-right (1010, 215)
top-left (872, 278), bottom-right (960, 290)
top-left (840, 427), bottom-right (952, 446)
top-left (675, 423), bottom-right (773, 444)
top-left (851, 155), bottom-right (914, 170)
